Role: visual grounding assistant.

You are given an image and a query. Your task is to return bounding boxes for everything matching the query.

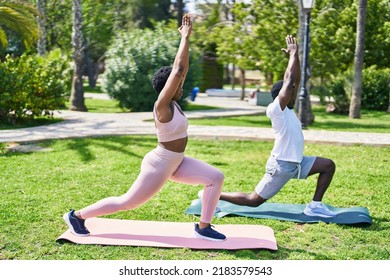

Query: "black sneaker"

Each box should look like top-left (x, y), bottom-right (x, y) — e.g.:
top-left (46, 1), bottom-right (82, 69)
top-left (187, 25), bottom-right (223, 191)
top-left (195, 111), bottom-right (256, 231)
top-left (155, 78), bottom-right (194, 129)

top-left (63, 209), bottom-right (90, 237)
top-left (194, 223), bottom-right (226, 241)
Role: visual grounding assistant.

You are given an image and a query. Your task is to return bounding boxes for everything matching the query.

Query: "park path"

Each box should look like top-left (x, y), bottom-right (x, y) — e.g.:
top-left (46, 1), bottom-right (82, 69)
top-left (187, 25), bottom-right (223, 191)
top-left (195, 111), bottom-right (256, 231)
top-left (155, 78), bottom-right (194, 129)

top-left (1, 93), bottom-right (389, 146)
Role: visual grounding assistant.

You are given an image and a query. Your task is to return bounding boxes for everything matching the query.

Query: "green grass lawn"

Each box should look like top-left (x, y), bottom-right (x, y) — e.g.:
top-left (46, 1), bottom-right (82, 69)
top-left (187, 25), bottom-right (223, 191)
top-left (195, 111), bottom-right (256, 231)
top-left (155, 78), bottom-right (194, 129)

top-left (83, 84), bottom-right (103, 94)
top-left (1, 136), bottom-right (389, 260)
top-left (74, 98), bottom-right (126, 113)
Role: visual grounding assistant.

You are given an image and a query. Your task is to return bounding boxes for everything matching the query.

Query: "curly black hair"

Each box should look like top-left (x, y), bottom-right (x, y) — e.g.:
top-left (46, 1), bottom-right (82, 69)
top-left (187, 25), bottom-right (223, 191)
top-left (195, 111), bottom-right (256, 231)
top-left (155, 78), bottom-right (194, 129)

top-left (270, 80), bottom-right (283, 100)
top-left (152, 66), bottom-right (172, 94)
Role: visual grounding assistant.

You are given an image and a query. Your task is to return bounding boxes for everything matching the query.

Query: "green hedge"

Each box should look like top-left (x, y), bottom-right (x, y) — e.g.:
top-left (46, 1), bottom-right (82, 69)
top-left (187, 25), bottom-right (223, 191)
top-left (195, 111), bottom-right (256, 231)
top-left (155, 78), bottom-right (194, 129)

top-left (361, 66), bottom-right (390, 111)
top-left (0, 49), bottom-right (70, 124)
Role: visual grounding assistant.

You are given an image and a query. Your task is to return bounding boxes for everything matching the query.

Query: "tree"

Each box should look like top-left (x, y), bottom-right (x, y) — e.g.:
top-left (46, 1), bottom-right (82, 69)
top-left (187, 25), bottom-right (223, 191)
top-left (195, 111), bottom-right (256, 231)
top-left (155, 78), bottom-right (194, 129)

top-left (0, 0), bottom-right (39, 53)
top-left (82, 1), bottom-right (116, 87)
top-left (303, 0), bottom-right (388, 114)
top-left (113, 0), bottom-right (173, 30)
top-left (310, 0), bottom-right (354, 80)
top-left (196, 0), bottom-right (303, 101)
top-left (349, 0), bottom-right (367, 118)
top-left (36, 0), bottom-right (46, 55)
top-left (212, 1), bottom-right (257, 100)
top-left (69, 0), bottom-right (87, 112)
top-left (361, 0), bottom-right (389, 69)
top-left (192, 0), bottom-right (226, 92)
top-left (388, 87), bottom-right (390, 113)
top-left (42, 0), bottom-right (176, 88)
top-left (233, 1), bottom-right (301, 100)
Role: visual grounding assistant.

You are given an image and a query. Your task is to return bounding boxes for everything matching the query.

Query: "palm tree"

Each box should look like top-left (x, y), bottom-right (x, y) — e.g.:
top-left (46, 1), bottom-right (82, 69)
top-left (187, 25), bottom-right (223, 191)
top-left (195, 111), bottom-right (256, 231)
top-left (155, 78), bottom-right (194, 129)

top-left (36, 0), bottom-right (46, 55)
top-left (69, 0), bottom-right (87, 111)
top-left (387, 87), bottom-right (390, 113)
top-left (0, 0), bottom-right (39, 50)
top-left (349, 0), bottom-right (367, 119)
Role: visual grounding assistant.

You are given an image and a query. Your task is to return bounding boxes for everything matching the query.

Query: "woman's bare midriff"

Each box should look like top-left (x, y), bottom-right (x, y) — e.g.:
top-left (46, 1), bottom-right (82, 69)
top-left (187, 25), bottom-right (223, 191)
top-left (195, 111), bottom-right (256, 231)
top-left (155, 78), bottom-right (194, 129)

top-left (158, 137), bottom-right (188, 153)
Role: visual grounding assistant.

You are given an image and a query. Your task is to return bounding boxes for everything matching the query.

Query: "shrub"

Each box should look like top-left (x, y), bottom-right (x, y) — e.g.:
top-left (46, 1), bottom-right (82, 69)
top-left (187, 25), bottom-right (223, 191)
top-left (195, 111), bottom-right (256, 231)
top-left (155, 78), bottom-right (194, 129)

top-left (319, 66), bottom-right (390, 114)
top-left (101, 22), bottom-right (200, 112)
top-left (361, 66), bottom-right (390, 111)
top-left (327, 76), bottom-right (351, 114)
top-left (0, 49), bottom-right (70, 124)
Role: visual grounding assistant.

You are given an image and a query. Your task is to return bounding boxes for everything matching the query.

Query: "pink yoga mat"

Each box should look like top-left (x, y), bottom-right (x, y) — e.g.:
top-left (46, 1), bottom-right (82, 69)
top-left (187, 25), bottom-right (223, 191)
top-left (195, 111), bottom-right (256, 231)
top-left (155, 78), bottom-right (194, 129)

top-left (57, 218), bottom-right (277, 250)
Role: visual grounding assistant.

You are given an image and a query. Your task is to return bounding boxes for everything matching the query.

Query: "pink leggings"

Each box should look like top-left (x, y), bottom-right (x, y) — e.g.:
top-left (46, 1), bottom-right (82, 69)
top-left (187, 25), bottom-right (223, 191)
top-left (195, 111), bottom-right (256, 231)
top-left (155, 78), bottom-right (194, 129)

top-left (79, 145), bottom-right (224, 224)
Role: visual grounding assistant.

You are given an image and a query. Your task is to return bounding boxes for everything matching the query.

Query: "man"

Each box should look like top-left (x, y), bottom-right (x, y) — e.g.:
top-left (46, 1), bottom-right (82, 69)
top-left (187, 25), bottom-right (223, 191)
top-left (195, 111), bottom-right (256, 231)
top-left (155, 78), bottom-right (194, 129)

top-left (215, 35), bottom-right (337, 218)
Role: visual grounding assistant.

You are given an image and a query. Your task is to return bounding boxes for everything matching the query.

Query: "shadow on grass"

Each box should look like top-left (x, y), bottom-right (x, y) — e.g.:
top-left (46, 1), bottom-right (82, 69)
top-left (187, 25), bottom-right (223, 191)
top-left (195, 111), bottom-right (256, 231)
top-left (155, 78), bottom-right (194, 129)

top-left (191, 248), bottom-right (279, 260)
top-left (350, 217), bottom-right (390, 232)
top-left (2, 136), bottom-right (158, 162)
top-left (65, 136), bottom-right (156, 163)
top-left (185, 246), bottom-right (329, 260)
top-left (66, 139), bottom-right (97, 162)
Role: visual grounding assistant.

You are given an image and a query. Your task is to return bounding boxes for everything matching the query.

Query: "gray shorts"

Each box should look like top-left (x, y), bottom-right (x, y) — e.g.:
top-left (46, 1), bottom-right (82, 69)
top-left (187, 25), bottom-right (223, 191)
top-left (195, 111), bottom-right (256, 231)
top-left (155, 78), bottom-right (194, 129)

top-left (255, 155), bottom-right (316, 200)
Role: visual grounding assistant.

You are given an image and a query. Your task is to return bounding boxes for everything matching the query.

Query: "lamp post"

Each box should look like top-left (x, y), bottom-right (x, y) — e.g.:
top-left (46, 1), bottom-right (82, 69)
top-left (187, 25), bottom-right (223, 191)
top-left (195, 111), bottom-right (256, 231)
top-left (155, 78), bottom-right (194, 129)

top-left (298, 0), bottom-right (315, 129)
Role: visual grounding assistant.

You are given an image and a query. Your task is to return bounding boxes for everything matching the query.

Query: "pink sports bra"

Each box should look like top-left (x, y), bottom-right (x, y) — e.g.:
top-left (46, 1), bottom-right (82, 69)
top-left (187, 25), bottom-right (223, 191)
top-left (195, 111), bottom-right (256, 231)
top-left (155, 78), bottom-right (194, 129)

top-left (153, 101), bottom-right (188, 142)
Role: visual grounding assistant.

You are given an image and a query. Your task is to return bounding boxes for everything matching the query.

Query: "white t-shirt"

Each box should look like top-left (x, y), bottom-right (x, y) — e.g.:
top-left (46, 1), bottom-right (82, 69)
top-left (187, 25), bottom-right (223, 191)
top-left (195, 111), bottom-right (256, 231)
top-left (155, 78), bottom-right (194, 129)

top-left (266, 96), bottom-right (304, 163)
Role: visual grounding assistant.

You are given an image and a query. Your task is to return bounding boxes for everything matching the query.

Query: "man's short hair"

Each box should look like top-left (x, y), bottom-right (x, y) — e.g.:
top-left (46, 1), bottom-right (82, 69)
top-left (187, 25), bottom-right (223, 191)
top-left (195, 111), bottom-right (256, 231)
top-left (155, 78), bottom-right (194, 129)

top-left (271, 80), bottom-right (283, 100)
top-left (152, 66), bottom-right (172, 94)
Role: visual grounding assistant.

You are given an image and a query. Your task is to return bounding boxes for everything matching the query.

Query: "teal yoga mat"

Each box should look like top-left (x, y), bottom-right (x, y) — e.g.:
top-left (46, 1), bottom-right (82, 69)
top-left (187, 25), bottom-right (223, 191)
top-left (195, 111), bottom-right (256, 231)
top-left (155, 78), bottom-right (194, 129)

top-left (185, 199), bottom-right (373, 225)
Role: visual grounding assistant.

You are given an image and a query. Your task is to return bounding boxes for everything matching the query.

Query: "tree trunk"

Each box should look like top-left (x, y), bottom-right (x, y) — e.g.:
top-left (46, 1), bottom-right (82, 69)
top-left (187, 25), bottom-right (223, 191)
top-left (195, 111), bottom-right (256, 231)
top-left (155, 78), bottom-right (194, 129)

top-left (229, 0), bottom-right (236, 91)
top-left (69, 0), bottom-right (87, 112)
top-left (387, 88), bottom-right (390, 113)
top-left (36, 0), bottom-right (46, 55)
top-left (349, 0), bottom-right (367, 119)
top-left (239, 68), bottom-right (245, 100)
top-left (231, 64), bottom-right (235, 90)
top-left (224, 64), bottom-right (230, 84)
top-left (86, 57), bottom-right (97, 88)
top-left (84, 50), bottom-right (96, 88)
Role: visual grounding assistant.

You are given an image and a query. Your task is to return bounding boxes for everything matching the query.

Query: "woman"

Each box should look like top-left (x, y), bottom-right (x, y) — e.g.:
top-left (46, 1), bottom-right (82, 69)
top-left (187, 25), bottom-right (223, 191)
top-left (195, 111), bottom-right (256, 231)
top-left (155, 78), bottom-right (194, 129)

top-left (63, 15), bottom-right (226, 242)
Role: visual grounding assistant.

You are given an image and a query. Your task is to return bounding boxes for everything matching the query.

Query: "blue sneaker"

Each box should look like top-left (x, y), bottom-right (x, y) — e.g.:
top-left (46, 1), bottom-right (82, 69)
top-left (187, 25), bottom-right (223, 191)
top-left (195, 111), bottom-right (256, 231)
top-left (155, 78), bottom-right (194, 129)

top-left (194, 223), bottom-right (226, 241)
top-left (63, 209), bottom-right (90, 237)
